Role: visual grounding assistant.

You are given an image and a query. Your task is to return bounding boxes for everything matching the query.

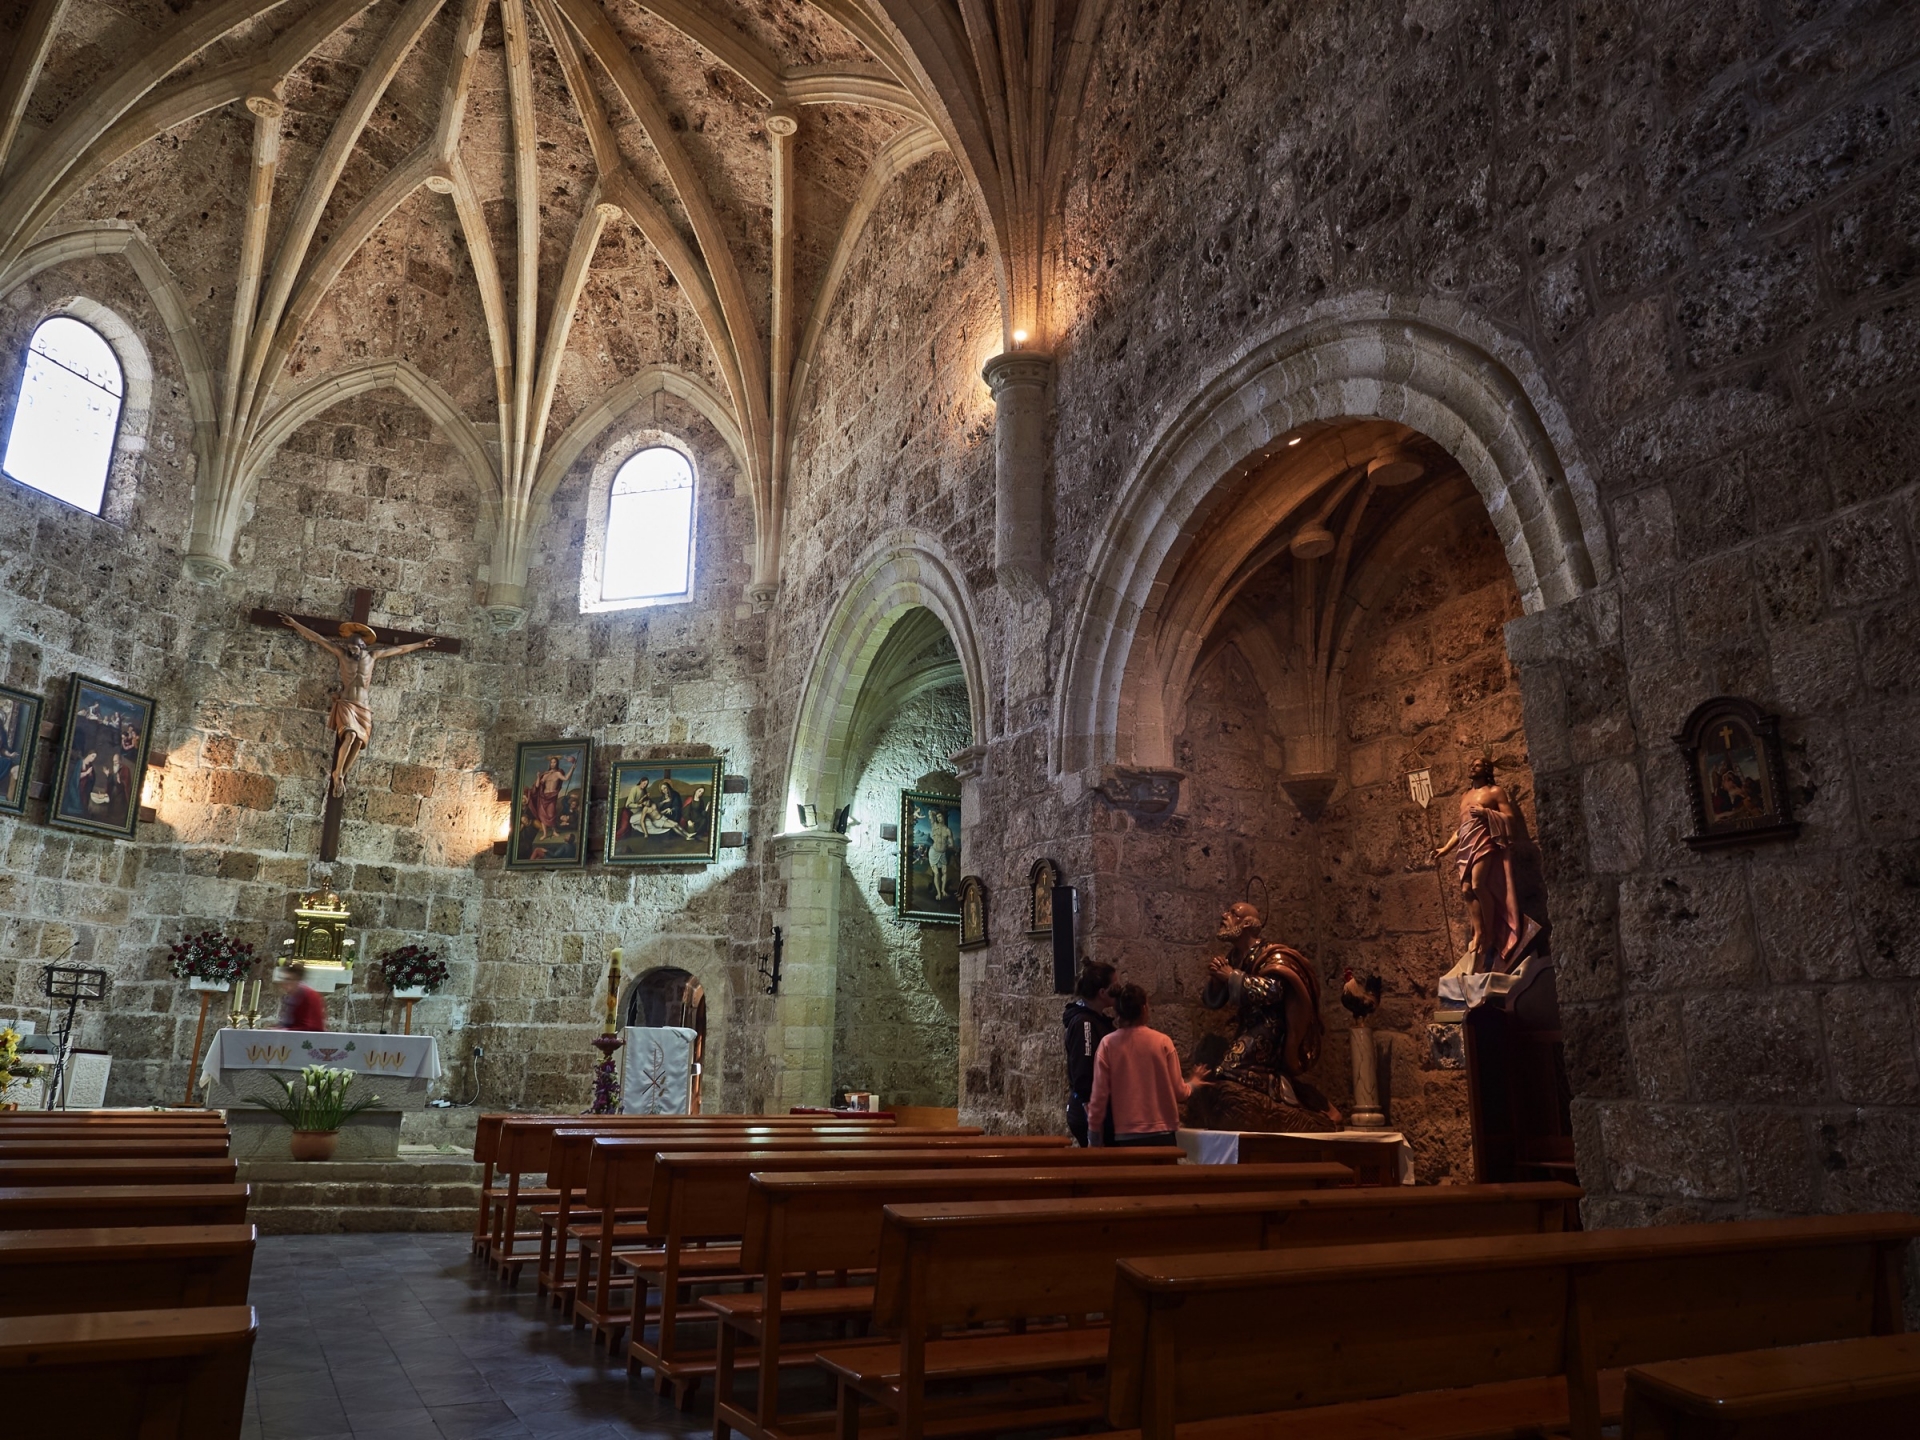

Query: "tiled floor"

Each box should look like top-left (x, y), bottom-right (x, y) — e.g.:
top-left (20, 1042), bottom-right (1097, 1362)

top-left (244, 1233), bottom-right (710, 1440)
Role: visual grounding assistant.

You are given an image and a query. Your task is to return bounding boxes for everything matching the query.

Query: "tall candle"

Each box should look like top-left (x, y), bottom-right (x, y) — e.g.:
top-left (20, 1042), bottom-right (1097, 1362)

top-left (606, 947), bottom-right (622, 1034)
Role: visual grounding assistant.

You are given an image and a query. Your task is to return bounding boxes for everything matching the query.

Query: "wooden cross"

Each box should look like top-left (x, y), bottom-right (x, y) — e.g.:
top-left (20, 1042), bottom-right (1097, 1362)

top-left (247, 588), bottom-right (462, 861)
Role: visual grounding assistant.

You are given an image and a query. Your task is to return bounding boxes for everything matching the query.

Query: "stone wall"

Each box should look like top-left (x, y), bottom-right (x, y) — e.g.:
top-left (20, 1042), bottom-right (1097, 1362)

top-left (833, 682), bottom-right (969, 1108)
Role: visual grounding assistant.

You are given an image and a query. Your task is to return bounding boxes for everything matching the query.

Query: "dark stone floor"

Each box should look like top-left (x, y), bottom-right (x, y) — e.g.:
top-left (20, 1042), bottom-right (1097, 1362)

top-left (244, 1233), bottom-right (711, 1440)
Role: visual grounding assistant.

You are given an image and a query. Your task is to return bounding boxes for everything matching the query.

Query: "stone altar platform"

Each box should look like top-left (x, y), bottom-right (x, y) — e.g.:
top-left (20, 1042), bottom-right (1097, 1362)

top-left (238, 1148), bottom-right (482, 1233)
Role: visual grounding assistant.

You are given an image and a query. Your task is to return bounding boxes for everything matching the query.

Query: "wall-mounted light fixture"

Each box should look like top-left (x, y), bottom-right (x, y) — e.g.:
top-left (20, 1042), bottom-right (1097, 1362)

top-left (757, 925), bottom-right (783, 996)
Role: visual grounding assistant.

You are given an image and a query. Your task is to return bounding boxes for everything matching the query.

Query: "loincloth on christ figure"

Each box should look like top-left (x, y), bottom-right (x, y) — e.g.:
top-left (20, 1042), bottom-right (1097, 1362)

top-left (329, 696), bottom-right (372, 743)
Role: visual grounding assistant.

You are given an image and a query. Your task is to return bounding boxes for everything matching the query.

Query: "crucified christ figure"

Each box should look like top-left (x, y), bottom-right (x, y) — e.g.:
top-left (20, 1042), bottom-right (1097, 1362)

top-left (280, 615), bottom-right (438, 796)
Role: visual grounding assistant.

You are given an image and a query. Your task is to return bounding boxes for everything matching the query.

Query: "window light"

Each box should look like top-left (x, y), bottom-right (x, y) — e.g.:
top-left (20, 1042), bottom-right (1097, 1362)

top-left (3, 316), bottom-right (124, 514)
top-left (601, 446), bottom-right (695, 602)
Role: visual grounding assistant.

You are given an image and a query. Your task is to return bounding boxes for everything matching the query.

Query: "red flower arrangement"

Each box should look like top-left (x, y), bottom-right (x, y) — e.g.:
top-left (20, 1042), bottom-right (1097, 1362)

top-left (376, 945), bottom-right (450, 993)
top-left (167, 929), bottom-right (257, 985)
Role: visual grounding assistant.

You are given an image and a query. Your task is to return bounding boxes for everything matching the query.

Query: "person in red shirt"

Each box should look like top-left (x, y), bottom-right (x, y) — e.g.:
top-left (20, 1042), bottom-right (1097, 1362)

top-left (1086, 984), bottom-right (1208, 1147)
top-left (273, 963), bottom-right (329, 1032)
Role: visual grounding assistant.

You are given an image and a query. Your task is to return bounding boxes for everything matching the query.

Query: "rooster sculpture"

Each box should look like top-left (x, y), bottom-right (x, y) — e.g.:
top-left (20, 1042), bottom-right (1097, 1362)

top-left (1340, 970), bottom-right (1382, 1021)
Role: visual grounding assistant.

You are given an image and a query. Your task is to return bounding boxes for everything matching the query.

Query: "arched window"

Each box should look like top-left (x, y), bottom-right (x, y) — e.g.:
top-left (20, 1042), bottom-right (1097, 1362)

top-left (600, 445), bottom-right (695, 604)
top-left (3, 316), bottom-right (125, 514)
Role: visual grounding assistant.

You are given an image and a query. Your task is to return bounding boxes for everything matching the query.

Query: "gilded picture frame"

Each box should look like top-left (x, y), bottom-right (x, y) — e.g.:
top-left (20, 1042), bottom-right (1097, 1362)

top-left (957, 875), bottom-right (989, 949)
top-left (1675, 696), bottom-right (1799, 849)
top-left (505, 739), bottom-right (592, 869)
top-left (1027, 857), bottom-right (1062, 937)
top-left (898, 789), bottom-right (963, 925)
top-left (605, 756), bottom-right (723, 865)
top-left (0, 683), bottom-right (43, 817)
top-left (49, 674), bottom-right (154, 840)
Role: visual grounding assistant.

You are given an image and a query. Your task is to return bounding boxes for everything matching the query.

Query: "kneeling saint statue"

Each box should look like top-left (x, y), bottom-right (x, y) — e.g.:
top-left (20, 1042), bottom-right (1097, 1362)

top-left (1183, 902), bottom-right (1342, 1133)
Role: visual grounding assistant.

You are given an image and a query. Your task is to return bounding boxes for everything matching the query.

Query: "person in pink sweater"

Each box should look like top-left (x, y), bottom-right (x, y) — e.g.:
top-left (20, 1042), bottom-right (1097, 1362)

top-left (1086, 984), bottom-right (1208, 1147)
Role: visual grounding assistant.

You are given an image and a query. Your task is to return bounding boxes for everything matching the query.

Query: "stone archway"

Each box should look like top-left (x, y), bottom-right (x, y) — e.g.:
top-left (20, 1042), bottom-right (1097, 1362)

top-left (1054, 295), bottom-right (1612, 781)
top-left (769, 532), bottom-right (988, 1110)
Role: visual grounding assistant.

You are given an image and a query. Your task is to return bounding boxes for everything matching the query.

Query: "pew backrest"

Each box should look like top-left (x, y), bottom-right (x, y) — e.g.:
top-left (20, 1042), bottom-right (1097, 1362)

top-left (742, 1162), bottom-right (1355, 1275)
top-left (872, 1183), bottom-right (1584, 1333)
top-left (475, 1110), bottom-right (895, 1165)
top-left (0, 1185), bottom-right (250, 1230)
top-left (540, 1120), bottom-right (931, 1191)
top-left (0, 1225), bottom-right (255, 1317)
top-left (0, 1138), bottom-right (230, 1160)
top-left (1103, 1212), bottom-right (1920, 1436)
top-left (0, 1304), bottom-right (255, 1437)
top-left (0, 1158), bottom-right (239, 1187)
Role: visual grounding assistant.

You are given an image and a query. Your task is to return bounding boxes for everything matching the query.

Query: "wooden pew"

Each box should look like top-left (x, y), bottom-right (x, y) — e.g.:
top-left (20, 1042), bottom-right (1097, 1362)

top-left (1231, 1131), bottom-right (1405, 1186)
top-left (710, 1161), bottom-right (1350, 1440)
top-left (637, 1148), bottom-right (1204, 1404)
top-left (574, 1135), bottom-right (1072, 1351)
top-left (0, 1305), bottom-right (255, 1438)
top-left (0, 1127), bottom-right (229, 1145)
top-left (1623, 1333), bottom-right (1920, 1439)
top-left (1103, 1213), bottom-right (1920, 1440)
top-left (489, 1117), bottom-right (929, 1280)
top-left (471, 1112), bottom-right (893, 1256)
top-left (0, 1137), bottom-right (231, 1160)
top-left (0, 1184), bottom-right (251, 1230)
top-left (0, 1158), bottom-right (239, 1187)
top-left (535, 1122), bottom-right (928, 1305)
top-left (824, 1184), bottom-right (1582, 1440)
top-left (0, 1110), bottom-right (225, 1123)
top-left (0, 1224), bottom-right (255, 1316)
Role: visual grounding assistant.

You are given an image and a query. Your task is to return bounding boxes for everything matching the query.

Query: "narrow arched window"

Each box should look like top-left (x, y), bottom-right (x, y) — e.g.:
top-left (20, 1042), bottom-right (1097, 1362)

top-left (601, 445), bottom-right (695, 603)
top-left (3, 317), bottom-right (125, 514)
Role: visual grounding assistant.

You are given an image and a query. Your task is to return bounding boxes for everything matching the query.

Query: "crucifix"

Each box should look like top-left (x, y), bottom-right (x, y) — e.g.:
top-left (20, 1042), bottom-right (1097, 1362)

top-left (247, 588), bottom-right (462, 861)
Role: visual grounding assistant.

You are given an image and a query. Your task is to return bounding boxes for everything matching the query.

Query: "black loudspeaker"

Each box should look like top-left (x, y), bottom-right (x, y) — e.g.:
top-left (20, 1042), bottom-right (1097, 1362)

top-left (1051, 885), bottom-right (1077, 994)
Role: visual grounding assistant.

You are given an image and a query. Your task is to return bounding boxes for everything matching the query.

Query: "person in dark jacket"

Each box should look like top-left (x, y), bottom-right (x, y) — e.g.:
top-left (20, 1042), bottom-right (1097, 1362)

top-left (1062, 961), bottom-right (1116, 1145)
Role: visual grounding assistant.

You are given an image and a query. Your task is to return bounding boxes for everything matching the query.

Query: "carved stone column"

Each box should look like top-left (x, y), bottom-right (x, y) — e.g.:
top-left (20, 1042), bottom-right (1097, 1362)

top-left (767, 830), bottom-right (849, 1110)
top-left (982, 352), bottom-right (1052, 590)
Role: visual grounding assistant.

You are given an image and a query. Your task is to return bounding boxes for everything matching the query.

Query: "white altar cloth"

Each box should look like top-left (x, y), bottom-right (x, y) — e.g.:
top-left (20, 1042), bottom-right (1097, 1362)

top-left (1177, 1127), bottom-right (1416, 1184)
top-left (199, 1028), bottom-right (442, 1086)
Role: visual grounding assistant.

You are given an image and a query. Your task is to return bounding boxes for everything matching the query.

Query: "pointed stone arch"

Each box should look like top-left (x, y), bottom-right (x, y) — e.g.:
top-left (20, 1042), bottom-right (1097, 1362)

top-left (1053, 294), bottom-right (1612, 779)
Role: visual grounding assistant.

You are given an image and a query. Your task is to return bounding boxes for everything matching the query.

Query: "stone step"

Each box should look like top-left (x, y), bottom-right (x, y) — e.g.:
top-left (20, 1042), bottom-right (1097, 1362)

top-left (239, 1160), bottom-right (482, 1183)
top-left (249, 1205), bottom-right (474, 1235)
top-left (247, 1182), bottom-right (482, 1208)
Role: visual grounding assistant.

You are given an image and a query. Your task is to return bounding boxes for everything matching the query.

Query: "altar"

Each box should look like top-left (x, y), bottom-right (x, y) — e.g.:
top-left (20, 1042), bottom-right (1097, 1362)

top-left (199, 1028), bottom-right (442, 1160)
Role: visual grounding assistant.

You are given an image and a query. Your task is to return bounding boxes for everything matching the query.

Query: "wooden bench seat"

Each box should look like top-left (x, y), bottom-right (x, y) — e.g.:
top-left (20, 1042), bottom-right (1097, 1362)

top-left (709, 1161), bottom-right (1347, 1440)
top-left (0, 1304), bottom-right (255, 1437)
top-left (572, 1134), bottom-right (1069, 1350)
top-left (0, 1137), bottom-right (231, 1159)
top-left (0, 1157), bottom-right (239, 1187)
top-left (0, 1125), bottom-right (229, 1141)
top-left (1623, 1332), bottom-right (1920, 1438)
top-left (0, 1224), bottom-right (255, 1316)
top-left (0, 1184), bottom-right (251, 1230)
top-left (0, 1110), bottom-right (225, 1124)
top-left (824, 1183), bottom-right (1581, 1440)
top-left (1104, 1213), bottom-right (1920, 1440)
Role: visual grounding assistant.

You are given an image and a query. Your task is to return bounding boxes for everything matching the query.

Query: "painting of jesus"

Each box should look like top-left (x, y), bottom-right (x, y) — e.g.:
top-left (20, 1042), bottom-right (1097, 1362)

top-left (50, 675), bottom-right (154, 839)
top-left (606, 757), bottom-right (722, 865)
top-left (506, 739), bottom-right (591, 869)
top-left (0, 684), bottom-right (42, 817)
top-left (898, 789), bottom-right (963, 924)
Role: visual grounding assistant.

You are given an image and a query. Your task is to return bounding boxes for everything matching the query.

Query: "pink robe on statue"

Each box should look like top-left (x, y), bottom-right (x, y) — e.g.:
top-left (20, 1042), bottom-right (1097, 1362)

top-left (1456, 807), bottom-right (1529, 971)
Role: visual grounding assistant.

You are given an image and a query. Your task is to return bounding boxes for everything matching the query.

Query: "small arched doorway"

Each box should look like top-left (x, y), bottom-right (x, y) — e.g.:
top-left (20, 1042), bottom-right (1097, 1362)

top-left (624, 967), bottom-right (708, 1113)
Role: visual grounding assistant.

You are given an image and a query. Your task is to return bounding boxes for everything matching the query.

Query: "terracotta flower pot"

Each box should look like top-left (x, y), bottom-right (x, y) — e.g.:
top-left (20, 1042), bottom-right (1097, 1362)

top-left (289, 1129), bottom-right (339, 1161)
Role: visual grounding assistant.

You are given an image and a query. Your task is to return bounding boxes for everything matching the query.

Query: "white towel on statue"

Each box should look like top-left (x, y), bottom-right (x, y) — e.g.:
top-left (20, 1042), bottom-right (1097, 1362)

top-left (620, 1026), bottom-right (696, 1114)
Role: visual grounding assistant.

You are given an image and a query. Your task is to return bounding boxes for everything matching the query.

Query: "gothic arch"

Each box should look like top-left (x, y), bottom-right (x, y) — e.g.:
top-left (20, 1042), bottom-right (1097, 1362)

top-left (784, 531), bottom-right (989, 825)
top-left (1053, 295), bottom-right (1611, 778)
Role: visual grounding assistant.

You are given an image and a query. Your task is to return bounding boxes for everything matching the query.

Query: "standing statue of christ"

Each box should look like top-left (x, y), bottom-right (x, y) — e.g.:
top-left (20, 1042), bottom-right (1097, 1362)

top-left (279, 614), bottom-right (438, 796)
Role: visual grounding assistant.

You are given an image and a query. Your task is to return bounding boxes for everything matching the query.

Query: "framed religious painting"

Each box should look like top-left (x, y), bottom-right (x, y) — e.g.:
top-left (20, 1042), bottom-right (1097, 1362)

top-left (957, 875), bottom-right (989, 949)
top-left (606, 756), bottom-right (722, 865)
top-left (1676, 696), bottom-right (1799, 849)
top-left (1027, 857), bottom-right (1062, 937)
top-left (49, 674), bottom-right (155, 839)
top-left (0, 684), bottom-right (43, 817)
top-left (898, 789), bottom-right (963, 925)
top-left (505, 739), bottom-right (592, 869)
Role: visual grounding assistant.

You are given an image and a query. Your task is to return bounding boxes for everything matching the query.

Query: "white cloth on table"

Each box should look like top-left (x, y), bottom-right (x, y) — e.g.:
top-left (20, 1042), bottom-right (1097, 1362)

top-left (621, 1026), bottom-right (697, 1115)
top-left (1177, 1127), bottom-right (1416, 1184)
top-left (199, 1028), bottom-right (442, 1087)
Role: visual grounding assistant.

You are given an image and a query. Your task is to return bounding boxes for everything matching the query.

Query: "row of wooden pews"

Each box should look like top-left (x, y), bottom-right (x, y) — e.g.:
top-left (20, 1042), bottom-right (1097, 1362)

top-left (468, 1109), bottom-right (1920, 1440)
top-left (0, 1107), bottom-right (254, 1438)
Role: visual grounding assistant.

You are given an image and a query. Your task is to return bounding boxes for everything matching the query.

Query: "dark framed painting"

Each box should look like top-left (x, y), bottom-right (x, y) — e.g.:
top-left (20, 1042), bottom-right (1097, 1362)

top-left (898, 789), bottom-right (963, 925)
top-left (1675, 696), bottom-right (1799, 849)
top-left (0, 684), bottom-right (43, 816)
top-left (958, 875), bottom-right (989, 949)
top-left (607, 756), bottom-right (722, 865)
top-left (50, 674), bottom-right (155, 839)
top-left (506, 739), bottom-right (592, 869)
top-left (1027, 857), bottom-right (1062, 937)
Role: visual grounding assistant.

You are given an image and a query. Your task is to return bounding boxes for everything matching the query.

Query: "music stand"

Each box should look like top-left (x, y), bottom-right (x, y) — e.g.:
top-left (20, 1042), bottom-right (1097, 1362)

top-left (40, 966), bottom-right (107, 1111)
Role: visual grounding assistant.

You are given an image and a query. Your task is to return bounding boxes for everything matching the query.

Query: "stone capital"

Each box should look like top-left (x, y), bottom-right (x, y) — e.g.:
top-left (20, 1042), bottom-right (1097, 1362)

top-left (770, 830), bottom-right (850, 861)
top-left (764, 108), bottom-right (800, 137)
top-left (981, 351), bottom-right (1053, 397)
top-left (949, 744), bottom-right (989, 783)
